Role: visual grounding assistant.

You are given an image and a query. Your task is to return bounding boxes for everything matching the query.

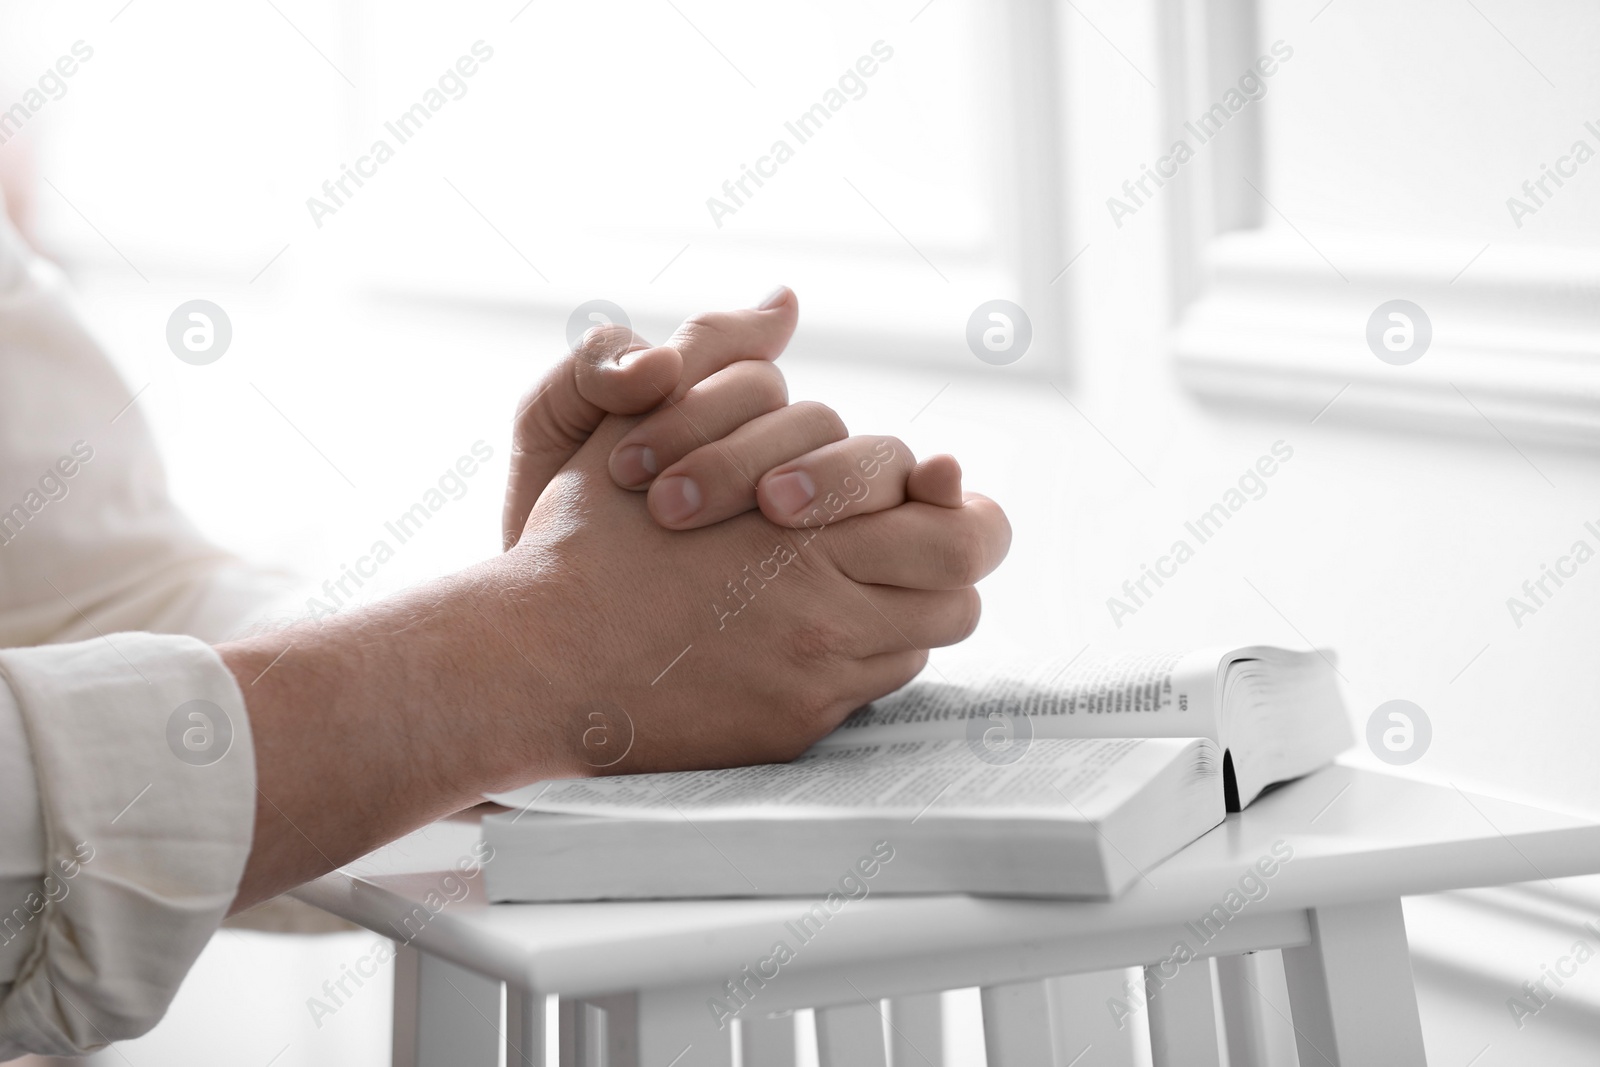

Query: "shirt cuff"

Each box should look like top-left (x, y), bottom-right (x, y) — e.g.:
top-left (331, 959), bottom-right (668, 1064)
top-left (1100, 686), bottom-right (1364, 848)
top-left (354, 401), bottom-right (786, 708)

top-left (0, 633), bottom-right (255, 1058)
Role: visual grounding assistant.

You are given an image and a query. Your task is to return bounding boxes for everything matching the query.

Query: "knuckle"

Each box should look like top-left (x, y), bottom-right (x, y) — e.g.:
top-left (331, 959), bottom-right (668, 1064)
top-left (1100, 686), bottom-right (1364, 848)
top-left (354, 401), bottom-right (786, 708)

top-left (574, 322), bottom-right (636, 359)
top-left (872, 435), bottom-right (910, 469)
top-left (512, 384), bottom-right (544, 427)
top-left (938, 526), bottom-right (988, 587)
top-left (511, 378), bottom-right (563, 448)
top-left (785, 616), bottom-right (853, 671)
top-left (892, 649), bottom-right (930, 690)
top-left (740, 359), bottom-right (789, 410)
top-left (679, 310), bottom-right (734, 342)
top-left (949, 587), bottom-right (983, 643)
top-left (792, 400), bottom-right (848, 442)
top-left (965, 495), bottom-right (1013, 558)
top-left (704, 359), bottom-right (787, 416)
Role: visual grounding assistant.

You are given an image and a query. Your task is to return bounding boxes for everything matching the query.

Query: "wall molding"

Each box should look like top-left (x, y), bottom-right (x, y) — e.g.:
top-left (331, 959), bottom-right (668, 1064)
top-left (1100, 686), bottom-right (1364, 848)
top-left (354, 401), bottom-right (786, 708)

top-left (1174, 230), bottom-right (1600, 446)
top-left (1158, 0), bottom-right (1600, 447)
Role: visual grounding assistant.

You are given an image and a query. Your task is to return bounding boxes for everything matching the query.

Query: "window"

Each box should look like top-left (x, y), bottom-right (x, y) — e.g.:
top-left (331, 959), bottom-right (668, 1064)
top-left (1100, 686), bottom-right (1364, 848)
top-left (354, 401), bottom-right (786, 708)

top-left (7, 0), bottom-right (1074, 370)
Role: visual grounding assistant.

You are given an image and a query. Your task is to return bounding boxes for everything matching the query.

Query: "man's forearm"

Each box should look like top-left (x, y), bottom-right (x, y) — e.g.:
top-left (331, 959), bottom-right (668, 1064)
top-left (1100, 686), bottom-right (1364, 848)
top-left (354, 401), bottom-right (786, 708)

top-left (219, 563), bottom-right (557, 912)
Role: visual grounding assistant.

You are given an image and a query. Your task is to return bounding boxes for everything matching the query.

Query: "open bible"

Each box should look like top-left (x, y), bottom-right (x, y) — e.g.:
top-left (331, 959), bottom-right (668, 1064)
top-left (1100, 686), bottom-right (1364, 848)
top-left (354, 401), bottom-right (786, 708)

top-left (482, 646), bottom-right (1353, 902)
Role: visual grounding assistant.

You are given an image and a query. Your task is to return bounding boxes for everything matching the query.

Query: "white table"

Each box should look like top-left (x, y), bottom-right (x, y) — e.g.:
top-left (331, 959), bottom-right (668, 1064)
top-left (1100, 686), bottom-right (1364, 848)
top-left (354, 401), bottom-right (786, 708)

top-left (290, 765), bottom-right (1600, 1067)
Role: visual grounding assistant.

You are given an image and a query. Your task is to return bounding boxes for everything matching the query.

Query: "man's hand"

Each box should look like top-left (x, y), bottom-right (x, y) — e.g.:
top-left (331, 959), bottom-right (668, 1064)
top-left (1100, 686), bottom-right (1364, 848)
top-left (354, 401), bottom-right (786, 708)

top-left (482, 408), bottom-right (1010, 780)
top-left (502, 287), bottom-right (799, 549)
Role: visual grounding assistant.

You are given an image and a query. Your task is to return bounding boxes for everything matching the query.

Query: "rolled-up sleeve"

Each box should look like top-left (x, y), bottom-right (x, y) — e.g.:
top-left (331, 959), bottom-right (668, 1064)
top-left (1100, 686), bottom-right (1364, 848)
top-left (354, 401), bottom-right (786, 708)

top-left (0, 632), bottom-right (254, 1059)
top-left (0, 191), bottom-right (285, 1057)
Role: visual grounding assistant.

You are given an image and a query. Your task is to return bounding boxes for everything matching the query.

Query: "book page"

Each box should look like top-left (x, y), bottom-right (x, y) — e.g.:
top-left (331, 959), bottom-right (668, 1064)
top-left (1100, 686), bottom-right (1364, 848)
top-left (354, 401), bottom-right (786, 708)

top-left (816, 649), bottom-right (1226, 752)
top-left (516, 737), bottom-right (1203, 822)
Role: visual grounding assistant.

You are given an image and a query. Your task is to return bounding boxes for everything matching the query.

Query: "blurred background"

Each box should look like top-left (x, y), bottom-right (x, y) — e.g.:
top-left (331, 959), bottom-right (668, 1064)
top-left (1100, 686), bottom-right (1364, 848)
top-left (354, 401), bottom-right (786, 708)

top-left (4, 0), bottom-right (1600, 1062)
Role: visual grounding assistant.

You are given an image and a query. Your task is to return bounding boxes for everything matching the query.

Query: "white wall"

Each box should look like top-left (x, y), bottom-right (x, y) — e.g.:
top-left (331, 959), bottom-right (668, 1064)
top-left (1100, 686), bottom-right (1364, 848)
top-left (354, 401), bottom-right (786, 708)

top-left (24, 1), bottom-right (1600, 1062)
top-left (51, 0), bottom-right (1600, 820)
top-left (1039, 0), bottom-right (1600, 814)
top-left (1262, 0), bottom-right (1600, 244)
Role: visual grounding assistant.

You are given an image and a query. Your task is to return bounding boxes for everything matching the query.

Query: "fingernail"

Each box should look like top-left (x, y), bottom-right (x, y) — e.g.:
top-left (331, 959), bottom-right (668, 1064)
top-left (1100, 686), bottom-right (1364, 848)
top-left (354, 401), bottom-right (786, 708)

top-left (613, 444), bottom-right (657, 487)
top-left (654, 475), bottom-right (702, 524)
top-left (764, 470), bottom-right (815, 516)
top-left (616, 347), bottom-right (648, 368)
top-left (756, 286), bottom-right (790, 310)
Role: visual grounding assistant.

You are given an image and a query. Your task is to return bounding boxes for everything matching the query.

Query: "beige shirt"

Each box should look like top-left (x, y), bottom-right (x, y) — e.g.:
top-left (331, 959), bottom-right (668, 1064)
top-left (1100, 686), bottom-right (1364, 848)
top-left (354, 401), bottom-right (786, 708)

top-left (0, 205), bottom-right (298, 1057)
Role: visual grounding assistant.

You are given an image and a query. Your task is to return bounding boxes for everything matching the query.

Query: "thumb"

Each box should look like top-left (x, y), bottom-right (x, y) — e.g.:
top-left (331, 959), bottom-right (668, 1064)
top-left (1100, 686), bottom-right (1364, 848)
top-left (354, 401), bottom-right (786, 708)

top-left (502, 324), bottom-right (682, 549)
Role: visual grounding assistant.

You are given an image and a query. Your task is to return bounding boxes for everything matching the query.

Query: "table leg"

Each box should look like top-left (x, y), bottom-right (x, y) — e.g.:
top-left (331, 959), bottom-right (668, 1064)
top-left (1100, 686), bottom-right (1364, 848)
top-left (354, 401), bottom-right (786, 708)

top-left (1281, 898), bottom-right (1427, 1066)
top-left (392, 943), bottom-right (420, 1067)
top-left (1042, 971), bottom-right (1140, 1067)
top-left (979, 981), bottom-right (1053, 1067)
top-left (1145, 957), bottom-right (1221, 1067)
top-left (1214, 951), bottom-right (1300, 1067)
top-left (738, 1011), bottom-right (799, 1067)
top-left (885, 993), bottom-right (943, 1067)
top-left (566, 1004), bottom-right (585, 1067)
top-left (815, 1000), bottom-right (889, 1067)
top-left (507, 988), bottom-right (546, 1067)
top-left (593, 993), bottom-right (641, 1067)
top-left (392, 945), bottom-right (503, 1067)
top-left (635, 986), bottom-right (735, 1067)
top-left (560, 994), bottom-right (639, 1067)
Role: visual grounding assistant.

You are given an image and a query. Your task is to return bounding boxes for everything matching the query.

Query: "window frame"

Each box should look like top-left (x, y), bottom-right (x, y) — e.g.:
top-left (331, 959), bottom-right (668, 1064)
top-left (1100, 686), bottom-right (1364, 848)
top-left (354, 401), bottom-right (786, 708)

top-left (347, 0), bottom-right (1079, 376)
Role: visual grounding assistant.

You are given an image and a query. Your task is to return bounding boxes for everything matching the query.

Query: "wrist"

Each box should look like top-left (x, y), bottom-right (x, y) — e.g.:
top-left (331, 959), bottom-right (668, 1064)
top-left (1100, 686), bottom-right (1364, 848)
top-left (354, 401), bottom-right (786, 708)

top-left (220, 565), bottom-right (561, 907)
top-left (445, 554), bottom-right (596, 790)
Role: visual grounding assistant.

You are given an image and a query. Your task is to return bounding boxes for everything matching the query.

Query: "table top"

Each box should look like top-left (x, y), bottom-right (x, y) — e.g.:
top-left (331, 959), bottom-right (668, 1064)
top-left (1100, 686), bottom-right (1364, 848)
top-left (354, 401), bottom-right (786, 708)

top-left (291, 764), bottom-right (1600, 997)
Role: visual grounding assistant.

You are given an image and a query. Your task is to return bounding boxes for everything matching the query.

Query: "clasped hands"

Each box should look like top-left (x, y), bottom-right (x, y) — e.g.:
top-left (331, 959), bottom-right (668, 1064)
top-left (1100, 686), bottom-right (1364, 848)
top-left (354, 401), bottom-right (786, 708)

top-left (494, 287), bottom-right (1010, 778)
top-left (222, 287), bottom-right (1010, 910)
